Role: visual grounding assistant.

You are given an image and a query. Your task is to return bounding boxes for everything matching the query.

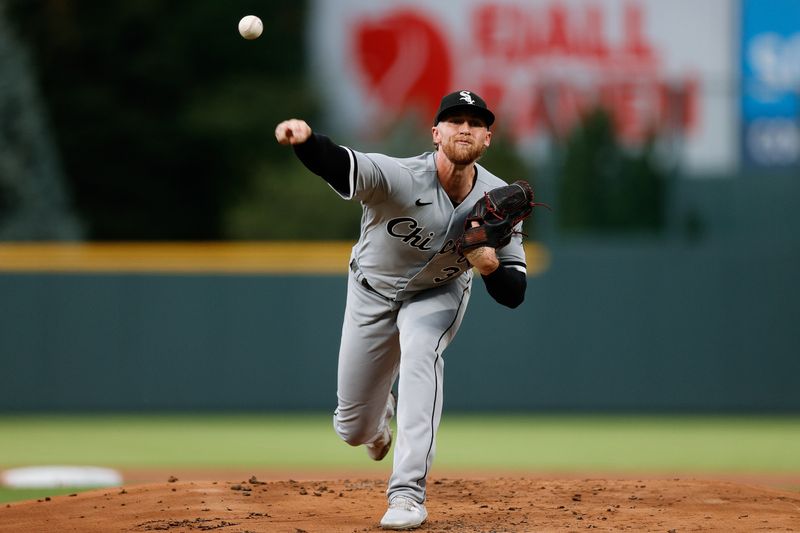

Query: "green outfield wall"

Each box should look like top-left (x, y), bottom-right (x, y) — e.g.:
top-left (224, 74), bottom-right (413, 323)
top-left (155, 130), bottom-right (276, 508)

top-left (2, 241), bottom-right (798, 412)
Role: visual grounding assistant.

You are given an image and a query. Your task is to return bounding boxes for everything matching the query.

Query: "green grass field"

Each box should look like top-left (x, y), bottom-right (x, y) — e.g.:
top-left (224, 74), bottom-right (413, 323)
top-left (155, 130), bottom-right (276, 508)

top-left (2, 413), bottom-right (799, 503)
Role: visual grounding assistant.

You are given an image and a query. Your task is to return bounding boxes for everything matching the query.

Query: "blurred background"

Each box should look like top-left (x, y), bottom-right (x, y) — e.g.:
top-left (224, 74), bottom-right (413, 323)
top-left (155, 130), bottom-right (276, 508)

top-left (0, 0), bottom-right (798, 414)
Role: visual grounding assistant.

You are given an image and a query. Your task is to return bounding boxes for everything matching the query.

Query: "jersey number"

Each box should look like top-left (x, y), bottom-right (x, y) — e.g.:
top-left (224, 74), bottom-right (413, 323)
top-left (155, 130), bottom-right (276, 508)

top-left (434, 266), bottom-right (462, 283)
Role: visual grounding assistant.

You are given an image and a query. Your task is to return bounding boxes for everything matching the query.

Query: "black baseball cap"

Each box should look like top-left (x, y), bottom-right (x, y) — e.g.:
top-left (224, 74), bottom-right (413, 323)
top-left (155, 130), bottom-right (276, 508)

top-left (433, 90), bottom-right (495, 127)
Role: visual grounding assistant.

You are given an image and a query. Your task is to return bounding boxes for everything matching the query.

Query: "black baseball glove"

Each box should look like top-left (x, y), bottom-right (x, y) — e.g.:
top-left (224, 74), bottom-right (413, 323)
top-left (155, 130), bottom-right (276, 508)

top-left (456, 180), bottom-right (543, 255)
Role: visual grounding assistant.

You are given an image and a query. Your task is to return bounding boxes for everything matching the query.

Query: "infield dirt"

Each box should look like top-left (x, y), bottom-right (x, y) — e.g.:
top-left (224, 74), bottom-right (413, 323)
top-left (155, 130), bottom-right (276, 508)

top-left (1, 474), bottom-right (799, 532)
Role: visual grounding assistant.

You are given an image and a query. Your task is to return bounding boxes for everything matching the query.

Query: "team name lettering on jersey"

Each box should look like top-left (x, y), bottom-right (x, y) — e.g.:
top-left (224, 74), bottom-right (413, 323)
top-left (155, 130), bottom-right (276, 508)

top-left (386, 217), bottom-right (435, 251)
top-left (436, 239), bottom-right (463, 258)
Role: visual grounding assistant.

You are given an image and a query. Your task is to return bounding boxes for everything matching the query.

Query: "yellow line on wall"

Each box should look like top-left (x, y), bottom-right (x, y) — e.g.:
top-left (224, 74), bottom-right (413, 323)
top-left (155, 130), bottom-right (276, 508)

top-left (0, 242), bottom-right (550, 276)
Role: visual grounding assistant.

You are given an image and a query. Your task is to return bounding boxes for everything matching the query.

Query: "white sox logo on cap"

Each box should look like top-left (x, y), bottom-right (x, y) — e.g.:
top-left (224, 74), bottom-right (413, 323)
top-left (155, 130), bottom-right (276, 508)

top-left (433, 90), bottom-right (495, 126)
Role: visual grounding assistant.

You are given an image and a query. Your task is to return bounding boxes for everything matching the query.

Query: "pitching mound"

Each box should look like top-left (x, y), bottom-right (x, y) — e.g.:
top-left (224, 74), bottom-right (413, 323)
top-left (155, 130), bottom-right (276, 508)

top-left (1, 477), bottom-right (799, 532)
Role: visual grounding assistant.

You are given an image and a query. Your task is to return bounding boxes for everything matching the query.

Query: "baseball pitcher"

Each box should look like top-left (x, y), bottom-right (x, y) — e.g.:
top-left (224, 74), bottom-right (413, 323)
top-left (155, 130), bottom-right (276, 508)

top-left (275, 90), bottom-right (541, 530)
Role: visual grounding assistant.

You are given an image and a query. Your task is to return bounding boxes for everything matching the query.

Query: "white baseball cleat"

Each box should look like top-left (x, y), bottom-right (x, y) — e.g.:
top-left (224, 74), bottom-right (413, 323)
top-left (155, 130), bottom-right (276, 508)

top-left (366, 392), bottom-right (396, 461)
top-left (380, 495), bottom-right (428, 530)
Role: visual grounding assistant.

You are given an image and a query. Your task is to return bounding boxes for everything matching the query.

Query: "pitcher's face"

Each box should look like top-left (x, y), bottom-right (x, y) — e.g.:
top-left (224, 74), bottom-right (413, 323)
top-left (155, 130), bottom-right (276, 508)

top-left (433, 114), bottom-right (492, 165)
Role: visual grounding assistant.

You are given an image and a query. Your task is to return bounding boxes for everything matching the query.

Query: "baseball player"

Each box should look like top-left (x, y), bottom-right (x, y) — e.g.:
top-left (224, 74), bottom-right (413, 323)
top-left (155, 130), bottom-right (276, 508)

top-left (275, 90), bottom-right (529, 530)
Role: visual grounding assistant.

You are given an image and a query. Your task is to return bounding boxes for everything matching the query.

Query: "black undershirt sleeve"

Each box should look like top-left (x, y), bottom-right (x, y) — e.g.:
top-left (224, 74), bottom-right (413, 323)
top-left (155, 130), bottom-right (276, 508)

top-left (481, 265), bottom-right (527, 308)
top-left (292, 133), bottom-right (353, 196)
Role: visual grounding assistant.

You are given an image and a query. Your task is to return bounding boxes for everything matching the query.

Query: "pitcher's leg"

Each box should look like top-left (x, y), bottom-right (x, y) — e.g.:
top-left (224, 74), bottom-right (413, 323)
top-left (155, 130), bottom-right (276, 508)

top-left (388, 281), bottom-right (471, 503)
top-left (333, 274), bottom-right (401, 446)
top-left (389, 334), bottom-right (444, 500)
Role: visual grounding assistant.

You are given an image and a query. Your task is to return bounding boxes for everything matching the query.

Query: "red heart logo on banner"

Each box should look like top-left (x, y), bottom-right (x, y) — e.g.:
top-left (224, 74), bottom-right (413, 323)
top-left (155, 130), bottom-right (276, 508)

top-left (353, 10), bottom-right (451, 126)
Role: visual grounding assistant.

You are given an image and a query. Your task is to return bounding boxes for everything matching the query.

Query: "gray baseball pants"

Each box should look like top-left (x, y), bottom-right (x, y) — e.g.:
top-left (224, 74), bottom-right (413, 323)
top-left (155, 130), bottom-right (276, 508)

top-left (333, 266), bottom-right (472, 503)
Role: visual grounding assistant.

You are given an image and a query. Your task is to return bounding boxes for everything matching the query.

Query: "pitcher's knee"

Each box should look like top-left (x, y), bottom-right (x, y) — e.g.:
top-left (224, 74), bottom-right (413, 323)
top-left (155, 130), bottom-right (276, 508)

top-left (333, 410), bottom-right (378, 446)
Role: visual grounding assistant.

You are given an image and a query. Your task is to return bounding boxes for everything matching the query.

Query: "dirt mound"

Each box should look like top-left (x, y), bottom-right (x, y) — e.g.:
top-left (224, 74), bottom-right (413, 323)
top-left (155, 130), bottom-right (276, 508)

top-left (1, 476), bottom-right (799, 532)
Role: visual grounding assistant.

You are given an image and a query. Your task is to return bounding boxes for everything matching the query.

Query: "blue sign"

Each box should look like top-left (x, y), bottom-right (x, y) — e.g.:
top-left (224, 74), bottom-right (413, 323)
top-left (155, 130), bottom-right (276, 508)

top-left (741, 0), bottom-right (800, 169)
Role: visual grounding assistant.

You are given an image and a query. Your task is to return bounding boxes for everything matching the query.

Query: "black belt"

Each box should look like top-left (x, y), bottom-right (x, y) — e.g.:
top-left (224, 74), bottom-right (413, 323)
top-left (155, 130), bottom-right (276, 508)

top-left (349, 260), bottom-right (379, 294)
top-left (361, 278), bottom-right (377, 292)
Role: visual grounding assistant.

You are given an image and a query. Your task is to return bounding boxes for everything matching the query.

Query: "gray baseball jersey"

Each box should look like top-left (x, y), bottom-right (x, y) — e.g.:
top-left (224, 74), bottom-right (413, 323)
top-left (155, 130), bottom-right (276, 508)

top-left (330, 149), bottom-right (527, 504)
top-left (336, 150), bottom-right (526, 299)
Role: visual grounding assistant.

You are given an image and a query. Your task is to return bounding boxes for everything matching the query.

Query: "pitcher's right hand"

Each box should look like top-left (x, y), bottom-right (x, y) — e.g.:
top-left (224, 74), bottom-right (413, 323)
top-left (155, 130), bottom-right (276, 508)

top-left (275, 119), bottom-right (312, 145)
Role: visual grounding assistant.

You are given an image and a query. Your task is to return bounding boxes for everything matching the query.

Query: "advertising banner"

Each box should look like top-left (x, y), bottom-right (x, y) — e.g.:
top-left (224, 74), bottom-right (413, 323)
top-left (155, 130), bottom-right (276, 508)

top-left (309, 0), bottom-right (736, 174)
top-left (741, 0), bottom-right (800, 170)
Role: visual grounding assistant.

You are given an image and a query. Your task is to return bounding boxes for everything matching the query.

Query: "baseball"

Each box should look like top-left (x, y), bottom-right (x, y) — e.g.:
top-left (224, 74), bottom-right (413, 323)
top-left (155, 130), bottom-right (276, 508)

top-left (238, 15), bottom-right (263, 40)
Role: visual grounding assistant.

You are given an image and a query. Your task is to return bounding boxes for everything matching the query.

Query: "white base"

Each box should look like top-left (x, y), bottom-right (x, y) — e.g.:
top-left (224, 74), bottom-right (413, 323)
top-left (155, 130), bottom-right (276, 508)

top-left (1, 465), bottom-right (123, 488)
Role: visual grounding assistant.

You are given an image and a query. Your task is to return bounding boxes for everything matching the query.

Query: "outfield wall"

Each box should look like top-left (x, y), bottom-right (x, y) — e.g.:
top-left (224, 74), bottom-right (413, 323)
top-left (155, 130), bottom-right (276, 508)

top-left (1, 241), bottom-right (798, 412)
